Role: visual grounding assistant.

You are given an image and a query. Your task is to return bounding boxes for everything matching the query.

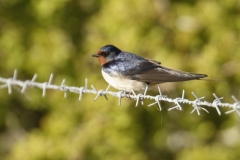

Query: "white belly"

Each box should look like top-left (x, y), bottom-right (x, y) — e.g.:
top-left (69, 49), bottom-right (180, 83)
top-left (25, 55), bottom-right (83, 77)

top-left (102, 70), bottom-right (148, 92)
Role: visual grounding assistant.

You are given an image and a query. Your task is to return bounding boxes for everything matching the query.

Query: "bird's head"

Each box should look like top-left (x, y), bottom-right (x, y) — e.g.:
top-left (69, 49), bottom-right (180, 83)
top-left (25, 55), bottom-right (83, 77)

top-left (92, 44), bottom-right (121, 65)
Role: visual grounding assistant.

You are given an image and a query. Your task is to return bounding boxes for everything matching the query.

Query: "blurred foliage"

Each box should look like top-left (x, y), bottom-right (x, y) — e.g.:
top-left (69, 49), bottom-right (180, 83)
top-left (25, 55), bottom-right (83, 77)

top-left (0, 0), bottom-right (240, 159)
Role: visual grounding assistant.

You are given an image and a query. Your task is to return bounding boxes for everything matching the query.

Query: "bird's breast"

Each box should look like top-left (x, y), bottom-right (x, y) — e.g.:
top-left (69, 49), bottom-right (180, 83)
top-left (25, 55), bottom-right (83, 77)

top-left (101, 69), bottom-right (148, 92)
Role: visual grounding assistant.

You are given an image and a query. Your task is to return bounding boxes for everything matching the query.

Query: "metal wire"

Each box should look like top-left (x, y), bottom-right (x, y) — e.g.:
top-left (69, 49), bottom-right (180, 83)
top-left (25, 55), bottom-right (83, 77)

top-left (0, 69), bottom-right (239, 116)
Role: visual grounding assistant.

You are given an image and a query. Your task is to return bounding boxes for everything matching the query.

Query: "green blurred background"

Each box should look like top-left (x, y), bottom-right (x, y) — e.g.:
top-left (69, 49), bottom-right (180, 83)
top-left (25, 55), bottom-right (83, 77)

top-left (0, 0), bottom-right (240, 159)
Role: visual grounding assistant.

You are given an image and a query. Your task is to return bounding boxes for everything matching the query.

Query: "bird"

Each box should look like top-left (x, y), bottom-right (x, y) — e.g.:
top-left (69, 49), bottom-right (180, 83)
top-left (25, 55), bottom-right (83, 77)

top-left (92, 44), bottom-right (207, 92)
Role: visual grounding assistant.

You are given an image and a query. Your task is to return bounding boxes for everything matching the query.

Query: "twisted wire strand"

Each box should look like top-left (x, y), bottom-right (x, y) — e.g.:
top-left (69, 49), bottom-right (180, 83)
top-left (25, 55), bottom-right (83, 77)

top-left (0, 70), bottom-right (239, 116)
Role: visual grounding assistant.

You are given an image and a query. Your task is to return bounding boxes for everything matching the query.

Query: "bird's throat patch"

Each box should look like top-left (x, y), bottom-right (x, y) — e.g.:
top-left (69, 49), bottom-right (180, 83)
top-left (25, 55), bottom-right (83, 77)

top-left (98, 56), bottom-right (107, 65)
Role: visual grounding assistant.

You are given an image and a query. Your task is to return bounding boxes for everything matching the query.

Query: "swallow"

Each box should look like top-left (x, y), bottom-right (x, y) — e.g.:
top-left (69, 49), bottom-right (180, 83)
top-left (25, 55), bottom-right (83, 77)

top-left (92, 44), bottom-right (207, 92)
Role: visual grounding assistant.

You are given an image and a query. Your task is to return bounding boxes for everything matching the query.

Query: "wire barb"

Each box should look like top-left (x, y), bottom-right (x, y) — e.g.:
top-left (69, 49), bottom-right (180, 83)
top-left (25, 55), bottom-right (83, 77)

top-left (13, 69), bottom-right (18, 80)
top-left (190, 92), bottom-right (208, 115)
top-left (93, 85), bottom-right (110, 101)
top-left (117, 91), bottom-right (124, 106)
top-left (158, 86), bottom-right (167, 98)
top-left (42, 82), bottom-right (47, 97)
top-left (225, 96), bottom-right (240, 116)
top-left (78, 87), bottom-right (85, 101)
top-left (212, 93), bottom-right (223, 115)
top-left (60, 79), bottom-right (68, 98)
top-left (48, 74), bottom-right (54, 84)
top-left (148, 86), bottom-right (166, 110)
top-left (31, 74), bottom-right (38, 83)
top-left (21, 81), bottom-right (29, 93)
top-left (91, 85), bottom-right (97, 92)
top-left (135, 94), bottom-right (142, 107)
top-left (168, 90), bottom-right (185, 111)
top-left (7, 79), bottom-right (12, 94)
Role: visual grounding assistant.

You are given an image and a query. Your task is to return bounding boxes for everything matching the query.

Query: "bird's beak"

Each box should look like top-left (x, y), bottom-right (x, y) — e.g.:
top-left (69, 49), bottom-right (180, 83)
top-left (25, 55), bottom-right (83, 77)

top-left (92, 54), bottom-right (99, 57)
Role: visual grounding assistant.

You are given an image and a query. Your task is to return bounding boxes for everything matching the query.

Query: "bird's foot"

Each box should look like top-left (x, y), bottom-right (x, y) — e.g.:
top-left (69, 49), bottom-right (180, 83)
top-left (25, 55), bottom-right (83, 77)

top-left (125, 92), bottom-right (134, 100)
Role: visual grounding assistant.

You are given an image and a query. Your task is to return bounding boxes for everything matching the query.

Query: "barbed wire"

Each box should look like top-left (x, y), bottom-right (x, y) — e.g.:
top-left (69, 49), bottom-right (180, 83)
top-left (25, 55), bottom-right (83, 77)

top-left (0, 70), bottom-right (239, 116)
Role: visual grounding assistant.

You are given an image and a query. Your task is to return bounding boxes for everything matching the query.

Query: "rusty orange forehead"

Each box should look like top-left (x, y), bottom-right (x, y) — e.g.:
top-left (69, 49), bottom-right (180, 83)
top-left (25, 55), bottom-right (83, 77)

top-left (97, 50), bottom-right (102, 54)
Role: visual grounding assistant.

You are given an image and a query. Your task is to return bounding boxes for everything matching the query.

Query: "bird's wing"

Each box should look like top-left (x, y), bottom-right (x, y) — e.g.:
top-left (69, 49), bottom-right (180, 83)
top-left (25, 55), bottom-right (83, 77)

top-left (103, 57), bottom-right (207, 85)
top-left (128, 66), bottom-right (207, 84)
top-left (123, 61), bottom-right (160, 75)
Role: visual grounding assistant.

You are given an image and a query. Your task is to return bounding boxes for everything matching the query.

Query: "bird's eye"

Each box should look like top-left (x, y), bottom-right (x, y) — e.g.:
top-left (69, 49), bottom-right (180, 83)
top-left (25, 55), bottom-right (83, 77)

top-left (104, 52), bottom-right (110, 56)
